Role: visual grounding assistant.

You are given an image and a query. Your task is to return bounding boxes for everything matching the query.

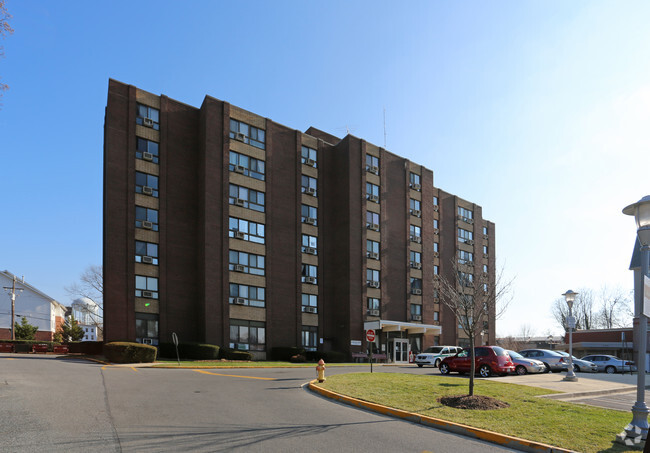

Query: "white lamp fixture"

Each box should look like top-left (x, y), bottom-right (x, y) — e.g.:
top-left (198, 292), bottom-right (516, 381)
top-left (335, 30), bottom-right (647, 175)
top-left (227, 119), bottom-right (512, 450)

top-left (562, 289), bottom-right (578, 382)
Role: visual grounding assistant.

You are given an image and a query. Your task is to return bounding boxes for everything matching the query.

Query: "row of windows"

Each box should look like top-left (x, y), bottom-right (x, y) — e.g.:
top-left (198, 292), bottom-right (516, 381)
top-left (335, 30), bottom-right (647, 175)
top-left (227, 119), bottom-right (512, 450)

top-left (229, 251), bottom-right (265, 276)
top-left (230, 119), bottom-right (266, 150)
top-left (229, 284), bottom-right (265, 307)
top-left (229, 184), bottom-right (265, 212)
top-left (229, 151), bottom-right (265, 180)
top-left (135, 172), bottom-right (159, 197)
top-left (230, 319), bottom-right (321, 352)
top-left (229, 217), bottom-right (265, 244)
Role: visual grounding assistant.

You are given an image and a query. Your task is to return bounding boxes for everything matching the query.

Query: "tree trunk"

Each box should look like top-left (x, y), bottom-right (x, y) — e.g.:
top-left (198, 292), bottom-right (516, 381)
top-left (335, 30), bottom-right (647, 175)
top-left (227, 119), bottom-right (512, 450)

top-left (469, 340), bottom-right (475, 396)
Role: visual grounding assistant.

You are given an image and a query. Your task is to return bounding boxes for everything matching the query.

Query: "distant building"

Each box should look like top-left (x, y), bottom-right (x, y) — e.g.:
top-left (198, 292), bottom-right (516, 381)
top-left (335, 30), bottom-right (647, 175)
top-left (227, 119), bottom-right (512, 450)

top-left (70, 297), bottom-right (102, 341)
top-left (0, 270), bottom-right (67, 341)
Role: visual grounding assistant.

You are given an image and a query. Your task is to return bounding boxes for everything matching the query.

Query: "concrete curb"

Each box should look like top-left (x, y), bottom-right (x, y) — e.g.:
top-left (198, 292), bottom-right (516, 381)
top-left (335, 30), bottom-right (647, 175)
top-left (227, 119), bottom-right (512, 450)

top-left (307, 380), bottom-right (575, 453)
top-left (540, 386), bottom-right (645, 400)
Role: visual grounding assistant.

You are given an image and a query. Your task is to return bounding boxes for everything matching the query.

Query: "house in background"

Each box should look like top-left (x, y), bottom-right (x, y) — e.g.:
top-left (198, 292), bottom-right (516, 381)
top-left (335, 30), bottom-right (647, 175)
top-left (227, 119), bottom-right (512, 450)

top-left (0, 270), bottom-right (67, 341)
top-left (71, 297), bottom-right (102, 341)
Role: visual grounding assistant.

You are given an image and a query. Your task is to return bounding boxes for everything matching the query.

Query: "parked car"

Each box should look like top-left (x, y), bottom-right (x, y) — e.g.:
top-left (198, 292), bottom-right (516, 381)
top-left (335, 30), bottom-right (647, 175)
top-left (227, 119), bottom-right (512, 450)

top-left (439, 346), bottom-right (515, 377)
top-left (506, 350), bottom-right (546, 375)
top-left (555, 352), bottom-right (598, 373)
top-left (414, 346), bottom-right (462, 368)
top-left (580, 355), bottom-right (637, 374)
top-left (518, 349), bottom-right (569, 373)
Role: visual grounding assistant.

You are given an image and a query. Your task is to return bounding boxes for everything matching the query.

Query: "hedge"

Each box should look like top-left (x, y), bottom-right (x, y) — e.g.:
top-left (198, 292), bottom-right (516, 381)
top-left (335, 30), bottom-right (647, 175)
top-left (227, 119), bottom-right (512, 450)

top-left (157, 342), bottom-right (220, 360)
top-left (0, 340), bottom-right (56, 352)
top-left (104, 342), bottom-right (157, 363)
top-left (220, 348), bottom-right (252, 361)
top-left (270, 347), bottom-right (305, 361)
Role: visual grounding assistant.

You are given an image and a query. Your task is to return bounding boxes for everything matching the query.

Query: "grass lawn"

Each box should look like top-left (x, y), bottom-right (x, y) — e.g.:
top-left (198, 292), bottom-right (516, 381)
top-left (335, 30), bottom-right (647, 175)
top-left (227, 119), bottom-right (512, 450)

top-left (318, 373), bottom-right (639, 453)
top-left (152, 360), bottom-right (366, 368)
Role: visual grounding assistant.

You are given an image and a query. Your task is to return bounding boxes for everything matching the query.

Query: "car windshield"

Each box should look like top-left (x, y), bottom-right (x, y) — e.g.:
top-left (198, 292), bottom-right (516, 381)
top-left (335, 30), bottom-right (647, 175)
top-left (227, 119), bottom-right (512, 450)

top-left (507, 350), bottom-right (523, 359)
top-left (424, 347), bottom-right (443, 354)
top-left (492, 346), bottom-right (508, 356)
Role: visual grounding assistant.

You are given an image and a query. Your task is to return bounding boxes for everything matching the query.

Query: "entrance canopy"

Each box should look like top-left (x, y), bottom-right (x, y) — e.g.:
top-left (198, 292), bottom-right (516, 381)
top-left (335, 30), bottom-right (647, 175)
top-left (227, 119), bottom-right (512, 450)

top-left (364, 319), bottom-right (441, 335)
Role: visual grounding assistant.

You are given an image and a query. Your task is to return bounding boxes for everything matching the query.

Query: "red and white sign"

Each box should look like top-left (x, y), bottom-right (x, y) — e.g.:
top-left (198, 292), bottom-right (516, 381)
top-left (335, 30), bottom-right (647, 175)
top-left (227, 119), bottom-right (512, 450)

top-left (366, 329), bottom-right (376, 342)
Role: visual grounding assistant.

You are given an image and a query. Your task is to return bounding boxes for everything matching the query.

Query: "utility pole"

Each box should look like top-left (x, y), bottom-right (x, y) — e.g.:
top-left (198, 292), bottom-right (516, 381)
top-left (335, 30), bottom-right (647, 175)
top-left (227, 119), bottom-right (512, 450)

top-left (3, 275), bottom-right (24, 340)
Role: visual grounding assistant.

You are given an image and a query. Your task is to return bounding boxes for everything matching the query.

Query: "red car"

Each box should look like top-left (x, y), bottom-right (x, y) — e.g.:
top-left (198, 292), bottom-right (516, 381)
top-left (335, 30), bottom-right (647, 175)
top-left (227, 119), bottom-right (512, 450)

top-left (439, 346), bottom-right (515, 377)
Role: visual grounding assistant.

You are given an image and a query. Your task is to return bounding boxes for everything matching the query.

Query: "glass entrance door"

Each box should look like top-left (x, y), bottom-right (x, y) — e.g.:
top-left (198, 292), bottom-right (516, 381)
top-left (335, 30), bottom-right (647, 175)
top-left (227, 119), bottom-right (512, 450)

top-left (393, 339), bottom-right (409, 363)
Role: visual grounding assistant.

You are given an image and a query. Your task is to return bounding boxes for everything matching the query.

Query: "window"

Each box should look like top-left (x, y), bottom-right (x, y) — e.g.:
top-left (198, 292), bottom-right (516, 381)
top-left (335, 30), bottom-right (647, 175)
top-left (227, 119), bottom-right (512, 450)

top-left (366, 211), bottom-right (380, 230)
top-left (409, 172), bottom-right (421, 189)
top-left (302, 294), bottom-right (317, 312)
top-left (302, 234), bottom-right (317, 254)
top-left (434, 265), bottom-right (439, 275)
top-left (367, 269), bottom-right (380, 286)
top-left (135, 313), bottom-right (159, 343)
top-left (302, 326), bottom-right (318, 351)
top-left (301, 204), bottom-right (317, 225)
top-left (366, 154), bottom-right (379, 174)
top-left (229, 217), bottom-right (265, 244)
top-left (135, 276), bottom-right (158, 299)
top-left (410, 251), bottom-right (421, 264)
top-left (229, 251), bottom-right (265, 276)
top-left (411, 304), bottom-right (422, 317)
top-left (301, 175), bottom-right (317, 196)
top-left (230, 119), bottom-right (265, 150)
top-left (458, 271), bottom-right (474, 285)
top-left (458, 228), bottom-right (473, 242)
top-left (367, 240), bottom-right (379, 258)
top-left (433, 242), bottom-right (439, 253)
top-left (410, 225), bottom-right (421, 241)
top-left (135, 206), bottom-right (158, 231)
top-left (410, 277), bottom-right (422, 291)
top-left (483, 245), bottom-right (488, 254)
top-left (433, 196), bottom-right (439, 206)
top-left (483, 226), bottom-right (488, 235)
top-left (136, 104), bottom-right (160, 130)
top-left (458, 250), bottom-right (473, 264)
top-left (229, 151), bottom-right (265, 180)
top-left (367, 297), bottom-right (380, 311)
top-left (135, 172), bottom-right (159, 197)
top-left (366, 183), bottom-right (379, 202)
top-left (410, 199), bottom-right (421, 214)
top-left (483, 264), bottom-right (488, 273)
top-left (229, 184), bottom-right (265, 212)
top-left (136, 138), bottom-right (159, 164)
top-left (301, 146), bottom-right (317, 167)
top-left (230, 319), bottom-right (265, 351)
top-left (458, 206), bottom-right (473, 220)
top-left (229, 284), bottom-right (265, 307)
top-left (302, 264), bottom-right (317, 284)
top-left (434, 311), bottom-right (439, 321)
top-left (135, 241), bottom-right (158, 265)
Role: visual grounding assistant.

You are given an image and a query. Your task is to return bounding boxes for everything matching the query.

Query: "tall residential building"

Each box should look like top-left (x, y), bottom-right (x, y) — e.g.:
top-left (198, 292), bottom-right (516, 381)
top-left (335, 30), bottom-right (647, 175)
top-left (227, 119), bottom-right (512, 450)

top-left (103, 80), bottom-right (496, 361)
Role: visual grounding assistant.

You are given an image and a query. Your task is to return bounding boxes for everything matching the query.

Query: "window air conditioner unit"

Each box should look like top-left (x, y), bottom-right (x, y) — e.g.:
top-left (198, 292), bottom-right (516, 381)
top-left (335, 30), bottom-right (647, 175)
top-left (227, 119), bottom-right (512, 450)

top-left (142, 186), bottom-right (153, 195)
top-left (410, 183), bottom-right (422, 191)
top-left (367, 252), bottom-right (379, 260)
top-left (234, 165), bottom-right (246, 174)
top-left (305, 276), bottom-right (317, 284)
top-left (143, 117), bottom-right (154, 128)
top-left (468, 218), bottom-right (474, 224)
top-left (233, 297), bottom-right (246, 305)
top-left (367, 165), bottom-right (379, 175)
top-left (466, 240), bottom-right (474, 245)
top-left (305, 158), bottom-right (316, 167)
top-left (411, 236), bottom-right (421, 244)
top-left (483, 253), bottom-right (489, 259)
top-left (305, 247), bottom-right (317, 255)
top-left (410, 261), bottom-right (422, 270)
top-left (142, 152), bottom-right (154, 162)
top-left (234, 230), bottom-right (246, 240)
top-left (412, 288), bottom-right (422, 295)
top-left (433, 205), bottom-right (439, 212)
top-left (368, 223), bottom-right (379, 231)
top-left (412, 315), bottom-right (422, 321)
top-left (433, 228), bottom-right (440, 235)
top-left (304, 217), bottom-right (316, 225)
top-left (411, 209), bottom-right (421, 218)
top-left (142, 256), bottom-right (154, 264)
top-left (305, 187), bottom-right (317, 196)
top-left (368, 194), bottom-right (379, 203)
top-left (142, 338), bottom-right (153, 345)
top-left (142, 221), bottom-right (153, 230)
top-left (233, 198), bottom-right (245, 207)
top-left (433, 297), bottom-right (440, 303)
top-left (368, 281), bottom-right (380, 288)
top-left (234, 132), bottom-right (246, 142)
top-left (483, 234), bottom-right (489, 240)
top-left (433, 252), bottom-right (439, 258)
top-left (233, 264), bottom-right (245, 272)
top-left (142, 291), bottom-right (153, 298)
top-left (368, 309), bottom-right (380, 316)
top-left (304, 306), bottom-right (317, 314)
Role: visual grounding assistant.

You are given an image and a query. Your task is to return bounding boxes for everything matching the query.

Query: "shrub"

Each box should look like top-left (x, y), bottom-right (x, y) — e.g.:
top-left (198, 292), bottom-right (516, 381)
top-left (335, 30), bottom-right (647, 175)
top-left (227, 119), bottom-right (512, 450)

top-left (290, 354), bottom-right (306, 363)
top-left (181, 343), bottom-right (220, 360)
top-left (65, 341), bottom-right (103, 355)
top-left (220, 348), bottom-right (252, 361)
top-left (104, 342), bottom-right (157, 363)
top-left (270, 347), bottom-right (305, 361)
top-left (319, 351), bottom-right (347, 363)
top-left (157, 342), bottom-right (177, 359)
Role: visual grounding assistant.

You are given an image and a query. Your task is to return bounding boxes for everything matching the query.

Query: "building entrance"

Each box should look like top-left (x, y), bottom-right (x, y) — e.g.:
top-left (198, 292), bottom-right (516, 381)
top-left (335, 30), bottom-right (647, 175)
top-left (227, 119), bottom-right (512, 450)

top-left (391, 338), bottom-right (410, 363)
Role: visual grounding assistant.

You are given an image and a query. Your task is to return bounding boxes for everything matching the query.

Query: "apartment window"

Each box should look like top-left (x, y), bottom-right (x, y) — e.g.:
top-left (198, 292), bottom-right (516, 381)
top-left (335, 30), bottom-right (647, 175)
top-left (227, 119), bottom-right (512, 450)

top-left (366, 154), bottom-right (379, 174)
top-left (301, 234), bottom-right (318, 254)
top-left (483, 264), bottom-right (488, 273)
top-left (458, 228), bottom-right (473, 242)
top-left (302, 264), bottom-right (317, 284)
top-left (230, 119), bottom-right (266, 150)
top-left (483, 283), bottom-right (489, 292)
top-left (434, 265), bottom-right (439, 275)
top-left (410, 277), bottom-right (422, 291)
top-left (229, 284), bottom-right (265, 308)
top-left (135, 172), bottom-right (159, 197)
top-left (410, 251), bottom-right (421, 264)
top-left (409, 225), bottom-right (421, 241)
top-left (229, 184), bottom-right (265, 212)
top-left (135, 276), bottom-right (158, 299)
top-left (135, 206), bottom-right (159, 231)
top-left (458, 206), bottom-right (473, 220)
top-left (301, 204), bottom-right (317, 225)
top-left (301, 146), bottom-right (317, 167)
top-left (483, 226), bottom-right (488, 235)
top-left (136, 104), bottom-right (160, 130)
top-left (458, 271), bottom-right (474, 285)
top-left (458, 250), bottom-right (473, 264)
top-left (411, 304), bottom-right (422, 317)
top-left (302, 326), bottom-right (318, 351)
top-left (366, 183), bottom-right (379, 202)
top-left (433, 219), bottom-right (439, 229)
top-left (230, 319), bottom-right (265, 351)
top-left (434, 311), bottom-right (439, 321)
top-left (433, 242), bottom-right (439, 253)
top-left (410, 199), bottom-right (421, 213)
top-left (368, 297), bottom-right (380, 311)
top-left (229, 217), bottom-right (265, 244)
top-left (366, 211), bottom-right (380, 230)
top-left (409, 172), bottom-right (421, 189)
top-left (229, 251), bottom-right (265, 276)
top-left (367, 240), bottom-right (379, 258)
top-left (433, 196), bottom-right (439, 206)
top-left (302, 294), bottom-right (317, 312)
top-left (135, 313), bottom-right (159, 343)
top-left (367, 269), bottom-right (380, 286)
top-left (229, 151), bottom-right (265, 180)
top-left (136, 138), bottom-right (159, 164)
top-left (301, 175), bottom-right (318, 196)
top-left (135, 241), bottom-right (158, 265)
top-left (483, 245), bottom-right (488, 254)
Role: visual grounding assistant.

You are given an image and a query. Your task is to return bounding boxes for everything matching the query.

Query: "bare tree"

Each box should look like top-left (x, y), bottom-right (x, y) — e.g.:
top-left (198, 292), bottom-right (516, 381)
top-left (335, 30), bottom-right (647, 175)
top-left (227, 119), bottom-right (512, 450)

top-left (552, 286), bottom-right (633, 332)
top-left (0, 1), bottom-right (13, 99)
top-left (518, 323), bottom-right (536, 342)
top-left (597, 286), bottom-right (633, 329)
top-left (65, 265), bottom-right (103, 336)
top-left (438, 261), bottom-right (514, 396)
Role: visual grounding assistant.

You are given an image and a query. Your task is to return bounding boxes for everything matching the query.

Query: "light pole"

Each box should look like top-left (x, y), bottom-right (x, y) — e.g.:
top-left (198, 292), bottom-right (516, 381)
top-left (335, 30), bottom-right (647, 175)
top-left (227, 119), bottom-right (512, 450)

top-left (621, 195), bottom-right (650, 444)
top-left (563, 289), bottom-right (578, 382)
top-left (3, 275), bottom-right (24, 341)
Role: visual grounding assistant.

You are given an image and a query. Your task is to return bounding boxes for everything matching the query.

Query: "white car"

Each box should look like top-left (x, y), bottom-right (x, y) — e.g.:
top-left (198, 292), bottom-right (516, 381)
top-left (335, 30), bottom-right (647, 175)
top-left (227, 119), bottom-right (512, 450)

top-left (415, 346), bottom-right (462, 368)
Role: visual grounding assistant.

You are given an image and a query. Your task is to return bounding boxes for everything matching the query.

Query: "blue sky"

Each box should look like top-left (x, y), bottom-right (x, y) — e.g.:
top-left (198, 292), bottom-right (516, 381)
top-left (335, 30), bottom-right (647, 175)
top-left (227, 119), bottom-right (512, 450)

top-left (1, 1), bottom-right (648, 337)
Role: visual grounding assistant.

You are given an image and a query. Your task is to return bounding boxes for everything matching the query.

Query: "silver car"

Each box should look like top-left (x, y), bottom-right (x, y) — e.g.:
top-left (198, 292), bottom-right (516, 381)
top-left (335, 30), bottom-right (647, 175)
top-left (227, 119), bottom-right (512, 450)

top-left (414, 346), bottom-right (462, 368)
top-left (519, 349), bottom-right (569, 373)
top-left (581, 355), bottom-right (637, 374)
top-left (555, 352), bottom-right (598, 373)
top-left (506, 350), bottom-right (546, 375)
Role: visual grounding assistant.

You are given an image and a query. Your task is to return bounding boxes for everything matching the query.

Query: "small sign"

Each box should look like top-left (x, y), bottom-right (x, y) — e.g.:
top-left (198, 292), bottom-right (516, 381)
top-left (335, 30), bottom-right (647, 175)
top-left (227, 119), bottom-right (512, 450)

top-left (366, 329), bottom-right (376, 342)
top-left (644, 276), bottom-right (650, 318)
top-left (350, 340), bottom-right (362, 346)
top-left (567, 316), bottom-right (576, 329)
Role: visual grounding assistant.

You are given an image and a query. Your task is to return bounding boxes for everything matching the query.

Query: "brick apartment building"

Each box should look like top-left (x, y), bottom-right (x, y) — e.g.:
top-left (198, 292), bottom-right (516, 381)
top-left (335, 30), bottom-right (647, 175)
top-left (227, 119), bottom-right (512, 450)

top-left (103, 79), bottom-right (496, 361)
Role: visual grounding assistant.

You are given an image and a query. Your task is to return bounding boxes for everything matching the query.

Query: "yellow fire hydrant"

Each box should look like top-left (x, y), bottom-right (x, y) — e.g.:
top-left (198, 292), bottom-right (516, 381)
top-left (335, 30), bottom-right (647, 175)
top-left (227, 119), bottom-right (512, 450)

top-left (316, 359), bottom-right (326, 383)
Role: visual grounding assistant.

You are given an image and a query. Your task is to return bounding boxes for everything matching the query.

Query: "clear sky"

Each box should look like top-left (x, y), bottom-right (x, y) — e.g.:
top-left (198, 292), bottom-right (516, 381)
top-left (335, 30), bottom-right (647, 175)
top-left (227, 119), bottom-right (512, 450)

top-left (1, 1), bottom-right (648, 337)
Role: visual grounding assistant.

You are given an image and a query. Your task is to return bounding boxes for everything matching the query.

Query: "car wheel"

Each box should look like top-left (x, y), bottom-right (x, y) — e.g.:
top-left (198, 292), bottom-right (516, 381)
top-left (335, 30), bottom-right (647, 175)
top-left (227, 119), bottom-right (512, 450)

top-left (479, 364), bottom-right (491, 378)
top-left (605, 366), bottom-right (616, 374)
top-left (439, 363), bottom-right (450, 375)
top-left (515, 365), bottom-right (527, 375)
top-left (417, 364), bottom-right (423, 368)
top-left (573, 364), bottom-right (580, 373)
top-left (543, 363), bottom-right (551, 373)
top-left (434, 358), bottom-right (441, 368)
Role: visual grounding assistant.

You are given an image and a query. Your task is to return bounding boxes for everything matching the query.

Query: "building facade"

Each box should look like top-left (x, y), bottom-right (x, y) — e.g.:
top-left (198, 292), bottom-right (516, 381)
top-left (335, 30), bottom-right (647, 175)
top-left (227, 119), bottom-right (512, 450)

top-left (103, 80), bottom-right (496, 361)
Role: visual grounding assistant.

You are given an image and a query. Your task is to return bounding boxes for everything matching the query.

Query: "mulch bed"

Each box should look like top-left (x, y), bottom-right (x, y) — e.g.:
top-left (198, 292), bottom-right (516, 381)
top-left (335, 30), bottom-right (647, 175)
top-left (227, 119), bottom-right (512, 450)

top-left (438, 394), bottom-right (510, 410)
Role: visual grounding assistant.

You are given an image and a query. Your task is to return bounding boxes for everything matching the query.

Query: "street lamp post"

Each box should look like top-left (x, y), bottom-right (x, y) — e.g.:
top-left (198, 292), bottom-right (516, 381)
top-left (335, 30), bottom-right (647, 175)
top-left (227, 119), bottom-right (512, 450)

top-left (563, 290), bottom-right (578, 382)
top-left (621, 195), bottom-right (650, 444)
